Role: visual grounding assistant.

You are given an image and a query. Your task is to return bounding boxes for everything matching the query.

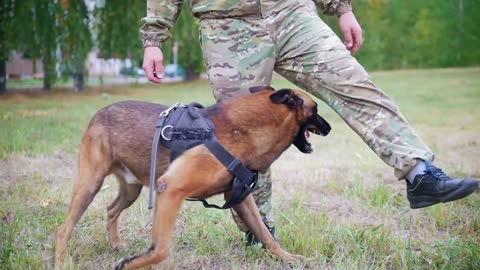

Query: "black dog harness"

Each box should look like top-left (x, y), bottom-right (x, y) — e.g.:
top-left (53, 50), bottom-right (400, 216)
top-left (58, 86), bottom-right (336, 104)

top-left (148, 102), bottom-right (258, 210)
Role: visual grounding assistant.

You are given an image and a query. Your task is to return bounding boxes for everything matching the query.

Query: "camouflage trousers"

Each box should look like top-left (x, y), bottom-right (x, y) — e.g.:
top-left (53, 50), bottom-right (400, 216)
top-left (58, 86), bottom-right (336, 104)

top-left (199, 0), bottom-right (434, 231)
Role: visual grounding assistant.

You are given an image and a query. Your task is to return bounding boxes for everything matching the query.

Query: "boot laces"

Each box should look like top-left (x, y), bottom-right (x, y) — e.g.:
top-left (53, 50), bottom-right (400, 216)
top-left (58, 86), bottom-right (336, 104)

top-left (427, 166), bottom-right (450, 181)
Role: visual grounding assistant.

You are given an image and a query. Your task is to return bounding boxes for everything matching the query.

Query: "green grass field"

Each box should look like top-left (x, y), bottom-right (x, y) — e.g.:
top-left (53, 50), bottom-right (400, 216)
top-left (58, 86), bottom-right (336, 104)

top-left (1, 68), bottom-right (479, 269)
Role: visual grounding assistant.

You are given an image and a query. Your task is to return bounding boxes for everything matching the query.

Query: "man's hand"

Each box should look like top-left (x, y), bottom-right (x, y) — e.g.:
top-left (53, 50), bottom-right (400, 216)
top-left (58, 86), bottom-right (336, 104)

top-left (143, 46), bottom-right (164, 83)
top-left (338, 11), bottom-right (363, 55)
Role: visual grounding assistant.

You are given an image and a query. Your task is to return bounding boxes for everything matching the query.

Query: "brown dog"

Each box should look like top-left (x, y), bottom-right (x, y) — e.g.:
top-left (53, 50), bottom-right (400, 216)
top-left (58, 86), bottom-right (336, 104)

top-left (55, 87), bottom-right (331, 269)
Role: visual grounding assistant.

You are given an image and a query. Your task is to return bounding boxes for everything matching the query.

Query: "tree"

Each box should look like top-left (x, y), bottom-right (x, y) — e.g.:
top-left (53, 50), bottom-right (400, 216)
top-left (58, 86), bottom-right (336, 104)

top-left (12, 0), bottom-right (60, 90)
top-left (59, 0), bottom-right (93, 91)
top-left (34, 0), bottom-right (59, 90)
top-left (0, 0), bottom-right (16, 95)
top-left (96, 0), bottom-right (145, 63)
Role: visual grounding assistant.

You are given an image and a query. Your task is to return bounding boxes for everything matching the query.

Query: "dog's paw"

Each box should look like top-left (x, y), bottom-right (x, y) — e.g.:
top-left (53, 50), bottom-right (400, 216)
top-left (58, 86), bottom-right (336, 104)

top-left (114, 257), bottom-right (131, 270)
top-left (284, 254), bottom-right (306, 269)
top-left (111, 241), bottom-right (126, 251)
top-left (285, 253), bottom-right (306, 263)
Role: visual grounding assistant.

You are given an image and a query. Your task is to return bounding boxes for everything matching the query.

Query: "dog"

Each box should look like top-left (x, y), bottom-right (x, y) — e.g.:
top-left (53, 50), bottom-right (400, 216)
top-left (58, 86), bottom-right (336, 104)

top-left (55, 87), bottom-right (331, 269)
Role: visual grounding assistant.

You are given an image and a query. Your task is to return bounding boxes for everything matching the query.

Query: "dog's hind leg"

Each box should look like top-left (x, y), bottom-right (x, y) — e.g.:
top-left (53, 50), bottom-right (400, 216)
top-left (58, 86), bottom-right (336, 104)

top-left (55, 134), bottom-right (111, 265)
top-left (107, 173), bottom-right (143, 250)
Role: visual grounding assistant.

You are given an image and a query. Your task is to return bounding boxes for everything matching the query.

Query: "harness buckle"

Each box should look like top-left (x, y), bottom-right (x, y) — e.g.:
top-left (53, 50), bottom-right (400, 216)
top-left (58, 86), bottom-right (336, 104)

top-left (159, 102), bottom-right (186, 117)
top-left (249, 173), bottom-right (258, 188)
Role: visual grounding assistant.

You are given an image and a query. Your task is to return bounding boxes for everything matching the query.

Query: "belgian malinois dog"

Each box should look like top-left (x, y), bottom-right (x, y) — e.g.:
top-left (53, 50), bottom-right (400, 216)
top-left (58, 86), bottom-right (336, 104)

top-left (55, 87), bottom-right (331, 269)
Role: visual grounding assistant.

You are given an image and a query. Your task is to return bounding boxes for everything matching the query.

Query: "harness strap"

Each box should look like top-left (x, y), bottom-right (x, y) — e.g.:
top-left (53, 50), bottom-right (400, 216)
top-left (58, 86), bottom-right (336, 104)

top-left (204, 138), bottom-right (256, 188)
top-left (148, 103), bottom-right (257, 210)
top-left (148, 114), bottom-right (167, 209)
top-left (187, 137), bottom-right (257, 209)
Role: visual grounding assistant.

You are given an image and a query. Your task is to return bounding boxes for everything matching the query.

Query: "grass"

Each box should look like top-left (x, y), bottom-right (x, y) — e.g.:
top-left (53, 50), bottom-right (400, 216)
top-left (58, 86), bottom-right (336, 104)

top-left (1, 67), bottom-right (480, 269)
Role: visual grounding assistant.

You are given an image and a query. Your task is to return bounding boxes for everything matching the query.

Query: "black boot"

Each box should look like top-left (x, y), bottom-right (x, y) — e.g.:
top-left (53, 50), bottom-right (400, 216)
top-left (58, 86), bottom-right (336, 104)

top-left (407, 162), bottom-right (478, 209)
top-left (245, 223), bottom-right (276, 246)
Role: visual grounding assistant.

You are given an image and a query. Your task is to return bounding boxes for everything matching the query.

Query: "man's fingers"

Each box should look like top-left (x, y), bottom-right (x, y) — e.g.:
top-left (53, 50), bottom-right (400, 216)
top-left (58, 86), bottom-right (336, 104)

top-left (351, 27), bottom-right (363, 55)
top-left (144, 63), bottom-right (161, 83)
top-left (341, 28), bottom-right (353, 50)
top-left (154, 59), bottom-right (164, 79)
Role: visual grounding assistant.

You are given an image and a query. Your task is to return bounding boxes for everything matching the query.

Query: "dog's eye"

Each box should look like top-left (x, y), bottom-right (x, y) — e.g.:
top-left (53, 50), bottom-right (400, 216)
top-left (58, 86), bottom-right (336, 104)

top-left (295, 97), bottom-right (304, 106)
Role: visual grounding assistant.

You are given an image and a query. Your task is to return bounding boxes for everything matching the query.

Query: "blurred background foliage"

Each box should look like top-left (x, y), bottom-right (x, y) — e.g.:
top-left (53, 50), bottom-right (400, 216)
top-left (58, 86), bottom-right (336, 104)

top-left (1, 0), bottom-right (479, 93)
top-left (330, 0), bottom-right (480, 70)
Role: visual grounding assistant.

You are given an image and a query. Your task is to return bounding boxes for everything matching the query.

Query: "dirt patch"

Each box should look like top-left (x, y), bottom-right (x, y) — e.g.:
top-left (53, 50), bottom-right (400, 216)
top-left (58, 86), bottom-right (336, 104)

top-left (0, 151), bottom-right (75, 190)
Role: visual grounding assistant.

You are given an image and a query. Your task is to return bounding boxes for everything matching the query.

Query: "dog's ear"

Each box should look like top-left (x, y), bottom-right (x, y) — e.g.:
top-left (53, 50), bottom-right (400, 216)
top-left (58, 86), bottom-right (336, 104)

top-left (249, 86), bottom-right (275, 94)
top-left (270, 89), bottom-right (292, 104)
top-left (270, 89), bottom-right (302, 108)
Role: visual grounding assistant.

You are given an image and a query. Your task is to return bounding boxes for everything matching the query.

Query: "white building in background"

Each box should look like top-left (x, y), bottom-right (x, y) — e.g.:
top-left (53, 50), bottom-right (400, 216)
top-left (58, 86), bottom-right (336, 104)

top-left (6, 49), bottom-right (131, 79)
top-left (86, 50), bottom-right (131, 77)
top-left (6, 52), bottom-right (44, 79)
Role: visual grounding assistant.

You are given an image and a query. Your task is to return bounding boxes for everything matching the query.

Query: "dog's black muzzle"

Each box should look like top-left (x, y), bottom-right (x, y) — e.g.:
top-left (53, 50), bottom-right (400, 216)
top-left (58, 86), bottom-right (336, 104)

top-left (293, 113), bottom-right (331, 153)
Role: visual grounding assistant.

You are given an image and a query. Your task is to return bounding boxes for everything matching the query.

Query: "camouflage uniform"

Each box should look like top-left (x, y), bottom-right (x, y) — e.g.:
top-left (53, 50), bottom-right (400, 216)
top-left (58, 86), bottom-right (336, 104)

top-left (140, 0), bottom-right (435, 231)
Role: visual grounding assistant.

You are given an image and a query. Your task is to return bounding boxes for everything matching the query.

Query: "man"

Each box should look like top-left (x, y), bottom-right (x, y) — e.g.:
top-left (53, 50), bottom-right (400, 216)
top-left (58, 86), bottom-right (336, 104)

top-left (140, 0), bottom-right (478, 242)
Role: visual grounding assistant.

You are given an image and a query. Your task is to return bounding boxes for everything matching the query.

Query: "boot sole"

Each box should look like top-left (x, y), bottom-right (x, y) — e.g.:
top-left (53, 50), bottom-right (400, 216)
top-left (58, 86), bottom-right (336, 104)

top-left (409, 180), bottom-right (479, 209)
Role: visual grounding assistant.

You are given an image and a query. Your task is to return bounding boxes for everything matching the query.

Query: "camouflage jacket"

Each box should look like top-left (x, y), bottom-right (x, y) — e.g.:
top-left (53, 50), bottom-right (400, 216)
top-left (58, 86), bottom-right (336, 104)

top-left (140, 0), bottom-right (352, 47)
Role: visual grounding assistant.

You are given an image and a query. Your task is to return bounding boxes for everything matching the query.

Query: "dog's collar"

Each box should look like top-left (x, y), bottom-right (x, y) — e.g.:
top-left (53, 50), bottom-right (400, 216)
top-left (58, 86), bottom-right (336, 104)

top-left (148, 102), bottom-right (258, 210)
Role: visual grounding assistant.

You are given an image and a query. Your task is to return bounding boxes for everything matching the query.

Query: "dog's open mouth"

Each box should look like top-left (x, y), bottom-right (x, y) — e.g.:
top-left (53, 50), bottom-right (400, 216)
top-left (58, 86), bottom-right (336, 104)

top-left (307, 124), bottom-right (324, 136)
top-left (293, 115), bottom-right (331, 154)
top-left (293, 124), bottom-right (315, 153)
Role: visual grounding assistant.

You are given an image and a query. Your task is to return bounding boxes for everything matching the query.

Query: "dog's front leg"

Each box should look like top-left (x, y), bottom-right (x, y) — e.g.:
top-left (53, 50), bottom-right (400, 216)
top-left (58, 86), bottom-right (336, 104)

top-left (114, 184), bottom-right (185, 270)
top-left (232, 195), bottom-right (305, 262)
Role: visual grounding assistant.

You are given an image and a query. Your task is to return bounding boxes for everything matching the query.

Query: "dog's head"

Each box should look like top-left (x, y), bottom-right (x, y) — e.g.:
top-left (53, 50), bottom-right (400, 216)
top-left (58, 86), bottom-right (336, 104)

top-left (269, 89), bottom-right (331, 153)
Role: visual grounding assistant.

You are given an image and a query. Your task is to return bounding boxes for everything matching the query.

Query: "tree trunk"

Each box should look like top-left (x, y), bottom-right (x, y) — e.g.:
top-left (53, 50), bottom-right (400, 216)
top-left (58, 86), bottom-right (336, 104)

top-left (73, 62), bottom-right (85, 91)
top-left (42, 57), bottom-right (53, 91)
top-left (0, 60), bottom-right (6, 95)
top-left (184, 68), bottom-right (198, 81)
top-left (43, 74), bottom-right (52, 91)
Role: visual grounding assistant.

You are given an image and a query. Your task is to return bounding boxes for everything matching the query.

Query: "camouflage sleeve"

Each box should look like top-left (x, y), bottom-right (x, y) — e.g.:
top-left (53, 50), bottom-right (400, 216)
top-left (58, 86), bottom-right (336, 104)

top-left (140, 0), bottom-right (183, 47)
top-left (313, 0), bottom-right (352, 17)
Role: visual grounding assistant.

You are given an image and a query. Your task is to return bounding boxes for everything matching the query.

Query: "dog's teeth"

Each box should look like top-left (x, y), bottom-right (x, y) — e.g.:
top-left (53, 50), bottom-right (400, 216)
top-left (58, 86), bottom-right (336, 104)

top-left (305, 131), bottom-right (311, 143)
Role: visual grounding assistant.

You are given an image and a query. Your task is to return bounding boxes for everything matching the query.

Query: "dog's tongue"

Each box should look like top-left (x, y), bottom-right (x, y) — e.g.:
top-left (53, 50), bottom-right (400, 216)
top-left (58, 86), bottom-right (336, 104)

top-left (305, 131), bottom-right (311, 143)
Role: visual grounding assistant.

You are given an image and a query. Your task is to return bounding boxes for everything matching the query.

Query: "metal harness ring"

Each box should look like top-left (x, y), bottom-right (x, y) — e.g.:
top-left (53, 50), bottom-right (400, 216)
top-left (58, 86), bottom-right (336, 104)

top-left (161, 125), bottom-right (174, 141)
